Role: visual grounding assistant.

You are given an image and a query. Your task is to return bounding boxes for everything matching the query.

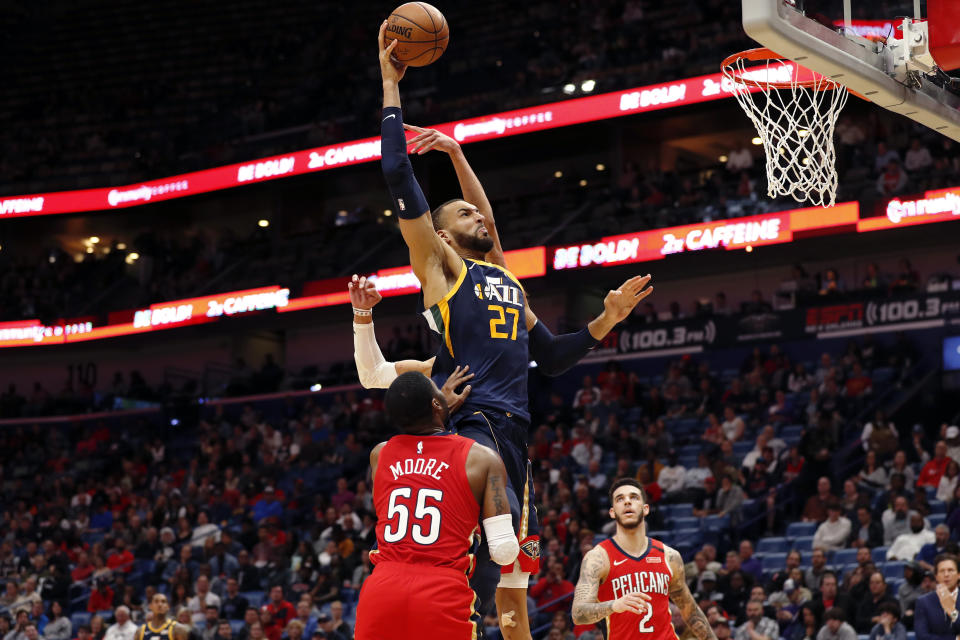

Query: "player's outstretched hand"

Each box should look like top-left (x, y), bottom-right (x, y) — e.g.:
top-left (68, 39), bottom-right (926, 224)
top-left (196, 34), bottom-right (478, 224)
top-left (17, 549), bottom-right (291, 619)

top-left (403, 124), bottom-right (461, 155)
top-left (602, 274), bottom-right (653, 324)
top-left (348, 274), bottom-right (383, 310)
top-left (378, 21), bottom-right (407, 84)
top-left (611, 591), bottom-right (651, 616)
top-left (440, 365), bottom-right (474, 413)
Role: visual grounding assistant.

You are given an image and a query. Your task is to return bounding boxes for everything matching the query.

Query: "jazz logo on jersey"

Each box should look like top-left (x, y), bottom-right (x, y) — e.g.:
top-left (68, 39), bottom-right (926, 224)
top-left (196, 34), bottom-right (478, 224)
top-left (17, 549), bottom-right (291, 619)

top-left (610, 571), bottom-right (671, 598)
top-left (474, 276), bottom-right (522, 306)
top-left (417, 441), bottom-right (423, 455)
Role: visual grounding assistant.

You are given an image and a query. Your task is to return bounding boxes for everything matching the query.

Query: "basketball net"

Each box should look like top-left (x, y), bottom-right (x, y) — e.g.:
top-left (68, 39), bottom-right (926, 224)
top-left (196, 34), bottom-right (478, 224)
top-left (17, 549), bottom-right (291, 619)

top-left (722, 48), bottom-right (849, 208)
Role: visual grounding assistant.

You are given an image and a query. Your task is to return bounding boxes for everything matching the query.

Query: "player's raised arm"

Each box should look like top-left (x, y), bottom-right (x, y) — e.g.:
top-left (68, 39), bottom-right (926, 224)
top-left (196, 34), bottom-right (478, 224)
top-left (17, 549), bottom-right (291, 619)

top-left (404, 123), bottom-right (505, 267)
top-left (466, 443), bottom-right (519, 566)
top-left (349, 274), bottom-right (474, 411)
top-left (666, 546), bottom-right (717, 640)
top-left (377, 23), bottom-right (460, 306)
top-left (527, 274), bottom-right (654, 376)
top-left (571, 546), bottom-right (651, 624)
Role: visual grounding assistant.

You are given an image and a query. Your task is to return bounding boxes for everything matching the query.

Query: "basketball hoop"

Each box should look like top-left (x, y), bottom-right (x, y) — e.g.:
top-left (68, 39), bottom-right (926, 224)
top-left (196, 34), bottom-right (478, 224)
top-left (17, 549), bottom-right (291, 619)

top-left (721, 48), bottom-right (850, 208)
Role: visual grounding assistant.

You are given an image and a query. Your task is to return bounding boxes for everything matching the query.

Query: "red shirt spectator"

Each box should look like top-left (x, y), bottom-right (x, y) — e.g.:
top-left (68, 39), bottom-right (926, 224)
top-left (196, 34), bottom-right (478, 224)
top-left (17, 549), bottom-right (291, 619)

top-left (71, 554), bottom-right (94, 583)
top-left (106, 547), bottom-right (134, 574)
top-left (918, 441), bottom-right (950, 487)
top-left (845, 363), bottom-right (872, 398)
top-left (529, 562), bottom-right (575, 614)
top-left (264, 586), bottom-right (295, 628)
top-left (87, 584), bottom-right (114, 612)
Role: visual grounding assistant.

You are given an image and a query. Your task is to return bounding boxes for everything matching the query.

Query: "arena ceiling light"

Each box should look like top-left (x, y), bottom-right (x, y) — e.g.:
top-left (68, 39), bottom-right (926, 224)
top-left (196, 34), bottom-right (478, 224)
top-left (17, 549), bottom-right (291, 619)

top-left (752, 137), bottom-right (763, 145)
top-left (383, 209), bottom-right (393, 217)
top-left (562, 83), bottom-right (576, 95)
top-left (89, 236), bottom-right (100, 244)
top-left (596, 164), bottom-right (606, 171)
top-left (581, 79), bottom-right (596, 93)
top-left (554, 170), bottom-right (563, 178)
top-left (258, 219), bottom-right (270, 228)
top-left (117, 243), bottom-right (127, 250)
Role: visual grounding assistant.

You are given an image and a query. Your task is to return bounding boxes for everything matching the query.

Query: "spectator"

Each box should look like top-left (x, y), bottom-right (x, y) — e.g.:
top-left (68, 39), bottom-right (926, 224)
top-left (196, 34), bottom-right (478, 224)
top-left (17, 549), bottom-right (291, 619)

top-left (187, 577), bottom-right (222, 625)
top-left (859, 451), bottom-right (890, 492)
top-left (850, 506), bottom-right (885, 549)
top-left (914, 554), bottom-right (960, 640)
top-left (264, 586), bottom-right (295, 631)
top-left (42, 603), bottom-right (70, 640)
top-left (106, 539), bottom-right (134, 575)
top-left (888, 451), bottom-right (917, 491)
top-left (874, 142), bottom-right (902, 174)
top-left (529, 559), bottom-right (575, 615)
top-left (803, 477), bottom-right (835, 523)
top-left (887, 513), bottom-right (936, 561)
top-left (192, 512), bottom-right (221, 547)
top-left (938, 461), bottom-right (960, 503)
top-left (739, 541), bottom-right (762, 583)
top-left (735, 600), bottom-right (779, 640)
top-left (897, 563), bottom-right (927, 626)
top-left (213, 621), bottom-right (232, 640)
top-left (201, 607), bottom-right (220, 640)
top-left (327, 602), bottom-right (350, 640)
top-left (813, 504), bottom-right (852, 551)
top-left (855, 572), bottom-right (898, 633)
top-left (721, 406), bottom-right (746, 443)
top-left (904, 139), bottom-right (933, 172)
top-left (918, 526), bottom-right (953, 573)
top-left (918, 443), bottom-right (951, 489)
top-left (313, 616), bottom-right (345, 640)
top-left (862, 410), bottom-right (898, 454)
top-left (813, 572), bottom-right (852, 621)
top-left (102, 608), bottom-right (136, 640)
top-left (253, 488), bottom-right (283, 523)
top-left (868, 602), bottom-right (906, 640)
top-left (7, 612), bottom-right (30, 640)
top-left (883, 496), bottom-right (925, 546)
top-left (891, 259), bottom-right (920, 292)
top-left (877, 160), bottom-right (908, 196)
top-left (282, 620), bottom-right (303, 640)
top-left (727, 147), bottom-right (754, 172)
top-left (221, 579), bottom-right (249, 621)
top-left (87, 580), bottom-right (114, 614)
top-left (89, 617), bottom-right (105, 640)
top-left (805, 549), bottom-right (830, 591)
top-left (572, 376), bottom-right (602, 411)
top-left (819, 269), bottom-right (844, 297)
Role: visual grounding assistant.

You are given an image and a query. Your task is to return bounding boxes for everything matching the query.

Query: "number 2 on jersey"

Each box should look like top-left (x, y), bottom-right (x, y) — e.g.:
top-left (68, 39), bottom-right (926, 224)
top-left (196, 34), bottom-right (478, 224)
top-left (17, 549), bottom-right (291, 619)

top-left (638, 604), bottom-right (654, 633)
top-left (488, 304), bottom-right (519, 340)
top-left (382, 487), bottom-right (444, 545)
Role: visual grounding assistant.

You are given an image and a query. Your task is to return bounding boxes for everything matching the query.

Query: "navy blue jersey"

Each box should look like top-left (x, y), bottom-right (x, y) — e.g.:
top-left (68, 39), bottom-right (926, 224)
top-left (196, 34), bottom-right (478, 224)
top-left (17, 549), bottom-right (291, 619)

top-left (422, 258), bottom-right (530, 422)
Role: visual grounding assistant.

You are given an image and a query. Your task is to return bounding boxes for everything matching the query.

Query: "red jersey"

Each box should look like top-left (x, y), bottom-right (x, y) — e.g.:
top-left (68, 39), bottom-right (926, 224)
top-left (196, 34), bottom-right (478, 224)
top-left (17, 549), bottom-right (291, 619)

top-left (371, 433), bottom-right (480, 575)
top-left (596, 538), bottom-right (678, 640)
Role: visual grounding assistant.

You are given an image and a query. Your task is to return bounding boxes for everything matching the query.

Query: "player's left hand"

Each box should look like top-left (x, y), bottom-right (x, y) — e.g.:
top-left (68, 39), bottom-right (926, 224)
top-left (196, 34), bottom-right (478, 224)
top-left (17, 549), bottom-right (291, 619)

top-left (440, 365), bottom-right (474, 413)
top-left (348, 274), bottom-right (382, 310)
top-left (403, 123), bottom-right (460, 155)
top-left (602, 274), bottom-right (653, 324)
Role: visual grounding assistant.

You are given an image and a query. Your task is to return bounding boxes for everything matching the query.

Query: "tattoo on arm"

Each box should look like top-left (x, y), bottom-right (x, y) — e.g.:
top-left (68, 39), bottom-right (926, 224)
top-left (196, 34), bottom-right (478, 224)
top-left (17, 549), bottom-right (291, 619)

top-left (572, 549), bottom-right (613, 625)
top-left (667, 548), bottom-right (717, 640)
top-left (489, 471), bottom-right (506, 515)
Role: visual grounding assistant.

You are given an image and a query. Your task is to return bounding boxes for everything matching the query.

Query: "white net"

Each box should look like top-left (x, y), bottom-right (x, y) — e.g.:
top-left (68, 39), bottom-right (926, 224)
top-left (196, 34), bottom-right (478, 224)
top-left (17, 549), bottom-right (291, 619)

top-left (722, 50), bottom-right (849, 208)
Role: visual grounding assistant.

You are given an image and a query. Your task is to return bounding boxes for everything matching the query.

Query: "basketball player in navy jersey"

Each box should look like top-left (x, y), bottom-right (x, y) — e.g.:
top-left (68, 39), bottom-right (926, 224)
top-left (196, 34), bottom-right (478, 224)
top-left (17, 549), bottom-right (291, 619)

top-left (377, 23), bottom-right (653, 640)
top-left (137, 594), bottom-right (191, 640)
top-left (572, 479), bottom-right (716, 640)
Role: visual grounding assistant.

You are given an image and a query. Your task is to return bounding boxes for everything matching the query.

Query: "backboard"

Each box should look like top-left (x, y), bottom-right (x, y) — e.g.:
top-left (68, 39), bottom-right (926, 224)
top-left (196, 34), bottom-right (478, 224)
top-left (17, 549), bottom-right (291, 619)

top-left (741, 0), bottom-right (960, 141)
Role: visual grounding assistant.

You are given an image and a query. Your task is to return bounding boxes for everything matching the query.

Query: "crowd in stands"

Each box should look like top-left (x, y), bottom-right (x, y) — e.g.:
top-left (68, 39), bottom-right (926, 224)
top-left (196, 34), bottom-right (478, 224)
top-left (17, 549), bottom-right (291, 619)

top-left (0, 315), bottom-right (944, 640)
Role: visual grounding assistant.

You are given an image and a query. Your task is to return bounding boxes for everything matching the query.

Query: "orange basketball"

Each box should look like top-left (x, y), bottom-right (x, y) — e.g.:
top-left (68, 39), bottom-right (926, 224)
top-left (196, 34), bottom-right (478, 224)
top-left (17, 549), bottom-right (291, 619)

top-left (384, 2), bottom-right (449, 67)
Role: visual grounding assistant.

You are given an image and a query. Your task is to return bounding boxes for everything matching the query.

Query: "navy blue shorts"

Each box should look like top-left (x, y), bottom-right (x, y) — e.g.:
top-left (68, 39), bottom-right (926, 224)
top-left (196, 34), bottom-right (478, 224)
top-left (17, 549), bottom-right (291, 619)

top-left (452, 409), bottom-right (538, 616)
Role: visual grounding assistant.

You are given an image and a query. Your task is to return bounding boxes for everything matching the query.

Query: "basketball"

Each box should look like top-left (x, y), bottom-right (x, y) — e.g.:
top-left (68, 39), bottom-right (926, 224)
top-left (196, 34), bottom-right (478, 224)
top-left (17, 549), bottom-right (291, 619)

top-left (384, 2), bottom-right (449, 67)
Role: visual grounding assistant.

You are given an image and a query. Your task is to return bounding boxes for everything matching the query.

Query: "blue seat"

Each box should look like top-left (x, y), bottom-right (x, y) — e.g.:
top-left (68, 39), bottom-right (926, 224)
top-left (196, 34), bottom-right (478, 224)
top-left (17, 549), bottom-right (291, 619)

top-left (757, 537), bottom-right (790, 554)
top-left (930, 500), bottom-right (947, 514)
top-left (833, 549), bottom-right (858, 566)
top-left (240, 591), bottom-right (265, 607)
top-left (674, 528), bottom-right (704, 545)
top-left (792, 536), bottom-right (815, 552)
top-left (703, 514), bottom-right (731, 531)
top-left (884, 562), bottom-right (906, 579)
top-left (787, 522), bottom-right (817, 538)
top-left (872, 547), bottom-right (889, 563)
top-left (908, 631), bottom-right (916, 640)
top-left (672, 516), bottom-right (700, 529)
top-left (661, 504), bottom-right (693, 519)
top-left (71, 613), bottom-right (92, 629)
top-left (229, 621), bottom-right (246, 634)
top-left (930, 513), bottom-right (947, 528)
top-left (762, 553), bottom-right (788, 571)
top-left (780, 424), bottom-right (804, 439)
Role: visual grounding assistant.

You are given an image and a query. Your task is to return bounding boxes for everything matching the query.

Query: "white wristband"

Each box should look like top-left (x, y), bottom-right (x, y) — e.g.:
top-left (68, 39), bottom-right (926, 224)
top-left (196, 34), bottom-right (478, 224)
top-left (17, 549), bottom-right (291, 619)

top-left (352, 307), bottom-right (372, 317)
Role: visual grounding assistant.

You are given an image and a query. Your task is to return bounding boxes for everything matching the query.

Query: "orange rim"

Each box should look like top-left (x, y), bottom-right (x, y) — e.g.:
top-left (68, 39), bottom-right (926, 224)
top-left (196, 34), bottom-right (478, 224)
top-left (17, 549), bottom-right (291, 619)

top-left (721, 47), bottom-right (843, 91)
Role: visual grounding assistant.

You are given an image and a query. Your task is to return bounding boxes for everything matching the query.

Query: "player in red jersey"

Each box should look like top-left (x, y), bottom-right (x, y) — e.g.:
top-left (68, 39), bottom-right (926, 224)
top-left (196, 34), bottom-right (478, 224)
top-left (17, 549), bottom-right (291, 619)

top-left (355, 371), bottom-right (520, 640)
top-left (572, 478), bottom-right (716, 640)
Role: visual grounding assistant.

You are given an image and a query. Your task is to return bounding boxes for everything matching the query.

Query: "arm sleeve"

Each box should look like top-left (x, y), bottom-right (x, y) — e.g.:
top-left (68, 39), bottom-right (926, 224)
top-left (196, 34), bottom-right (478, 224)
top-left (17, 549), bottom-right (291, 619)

top-left (380, 107), bottom-right (429, 219)
top-left (528, 321), bottom-right (599, 377)
top-left (353, 322), bottom-right (399, 389)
